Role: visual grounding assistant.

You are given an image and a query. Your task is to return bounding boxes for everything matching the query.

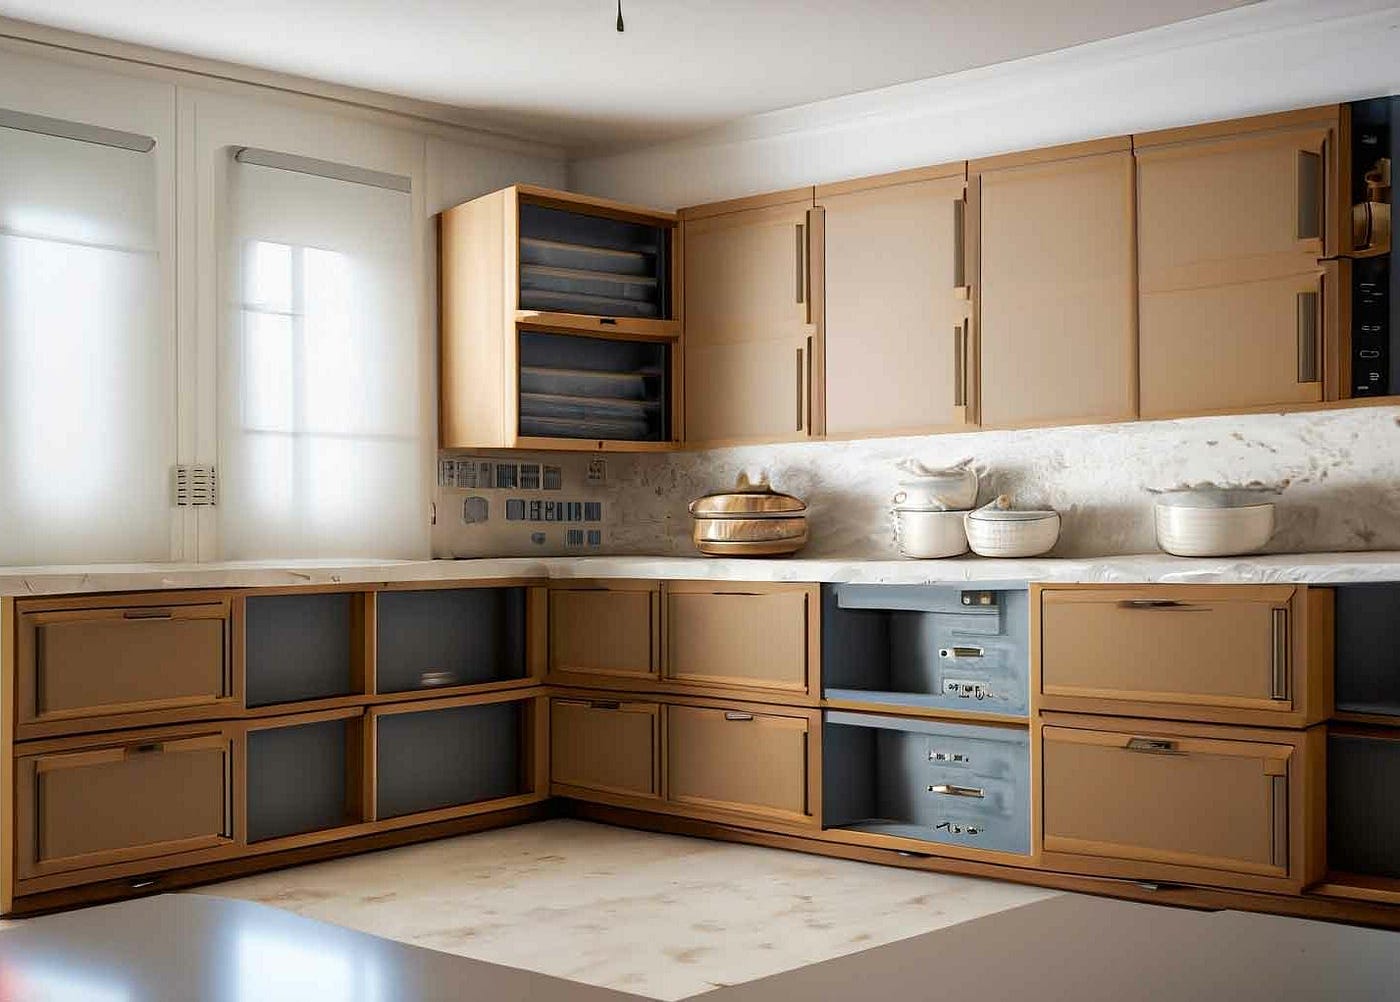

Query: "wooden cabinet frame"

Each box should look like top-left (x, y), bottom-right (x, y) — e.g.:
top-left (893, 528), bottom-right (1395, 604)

top-left (1032, 583), bottom-right (1334, 727)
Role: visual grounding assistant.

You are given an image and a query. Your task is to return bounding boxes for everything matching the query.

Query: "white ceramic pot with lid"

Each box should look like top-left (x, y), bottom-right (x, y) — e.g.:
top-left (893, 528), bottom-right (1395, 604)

top-left (963, 495), bottom-right (1061, 558)
top-left (891, 458), bottom-right (978, 511)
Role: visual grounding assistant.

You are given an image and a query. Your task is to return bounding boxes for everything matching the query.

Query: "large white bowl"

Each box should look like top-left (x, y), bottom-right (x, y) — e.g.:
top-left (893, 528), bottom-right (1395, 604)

top-left (1154, 502), bottom-right (1275, 557)
top-left (893, 508), bottom-right (969, 559)
top-left (964, 510), bottom-right (1060, 558)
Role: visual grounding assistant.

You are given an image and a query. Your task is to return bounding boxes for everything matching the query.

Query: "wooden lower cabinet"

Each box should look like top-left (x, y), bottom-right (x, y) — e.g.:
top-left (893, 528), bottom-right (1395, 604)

top-left (1039, 714), bottom-right (1324, 894)
top-left (550, 697), bottom-right (660, 799)
top-left (547, 582), bottom-right (659, 683)
top-left (16, 726), bottom-right (236, 885)
top-left (1036, 584), bottom-right (1333, 727)
top-left (666, 703), bottom-right (814, 825)
top-left (663, 583), bottom-right (817, 698)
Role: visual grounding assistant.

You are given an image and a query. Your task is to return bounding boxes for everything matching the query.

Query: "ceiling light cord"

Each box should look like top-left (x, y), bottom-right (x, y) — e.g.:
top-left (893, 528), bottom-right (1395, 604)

top-left (616, 0), bottom-right (625, 32)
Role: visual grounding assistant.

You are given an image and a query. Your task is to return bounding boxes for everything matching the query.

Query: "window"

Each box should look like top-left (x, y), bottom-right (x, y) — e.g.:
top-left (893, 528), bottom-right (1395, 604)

top-left (220, 150), bottom-right (425, 559)
top-left (0, 113), bottom-right (172, 566)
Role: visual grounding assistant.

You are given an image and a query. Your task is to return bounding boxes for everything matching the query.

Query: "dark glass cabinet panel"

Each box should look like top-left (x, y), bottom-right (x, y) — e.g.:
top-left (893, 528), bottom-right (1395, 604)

top-left (518, 331), bottom-right (670, 442)
top-left (518, 202), bottom-right (671, 320)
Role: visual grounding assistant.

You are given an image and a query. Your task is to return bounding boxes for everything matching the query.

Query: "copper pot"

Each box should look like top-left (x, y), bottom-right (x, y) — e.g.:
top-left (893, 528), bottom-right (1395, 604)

top-left (688, 475), bottom-right (807, 557)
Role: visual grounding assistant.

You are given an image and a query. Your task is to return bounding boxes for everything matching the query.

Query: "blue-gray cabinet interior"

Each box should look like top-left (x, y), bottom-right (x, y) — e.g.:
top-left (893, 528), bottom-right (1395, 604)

top-left (822, 584), bottom-right (1030, 717)
top-left (824, 711), bottom-right (1031, 855)
top-left (375, 700), bottom-right (529, 819)
top-left (247, 715), bottom-right (359, 842)
top-left (245, 593), bottom-right (357, 707)
top-left (375, 587), bottom-right (528, 694)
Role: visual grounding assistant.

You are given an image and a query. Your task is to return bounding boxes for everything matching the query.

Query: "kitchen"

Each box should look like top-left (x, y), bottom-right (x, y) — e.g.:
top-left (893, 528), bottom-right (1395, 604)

top-left (2, 2), bottom-right (1400, 1000)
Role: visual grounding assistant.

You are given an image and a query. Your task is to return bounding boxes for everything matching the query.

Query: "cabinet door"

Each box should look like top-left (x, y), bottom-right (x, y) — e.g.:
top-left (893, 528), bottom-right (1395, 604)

top-left (1137, 117), bottom-right (1338, 416)
top-left (549, 583), bottom-right (659, 681)
top-left (666, 704), bottom-right (812, 823)
top-left (819, 170), bottom-right (971, 436)
top-left (550, 698), bottom-right (659, 799)
top-left (664, 583), bottom-right (814, 695)
top-left (974, 145), bottom-right (1137, 427)
top-left (681, 192), bottom-right (817, 443)
top-left (17, 731), bottom-right (234, 880)
top-left (1042, 722), bottom-right (1310, 888)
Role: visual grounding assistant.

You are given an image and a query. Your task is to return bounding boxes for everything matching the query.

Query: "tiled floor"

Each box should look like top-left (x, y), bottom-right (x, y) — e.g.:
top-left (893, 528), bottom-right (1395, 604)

top-left (195, 819), bottom-right (1057, 1000)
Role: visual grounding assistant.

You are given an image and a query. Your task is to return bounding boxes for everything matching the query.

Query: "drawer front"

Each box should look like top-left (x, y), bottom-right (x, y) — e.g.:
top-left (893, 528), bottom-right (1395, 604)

top-left (550, 587), bottom-right (657, 679)
top-left (667, 704), bottom-right (810, 821)
top-left (665, 587), bottom-right (811, 693)
top-left (1042, 724), bottom-right (1292, 877)
top-left (551, 698), bottom-right (659, 798)
top-left (19, 603), bottom-right (230, 724)
top-left (1039, 588), bottom-right (1295, 712)
top-left (17, 732), bottom-right (233, 878)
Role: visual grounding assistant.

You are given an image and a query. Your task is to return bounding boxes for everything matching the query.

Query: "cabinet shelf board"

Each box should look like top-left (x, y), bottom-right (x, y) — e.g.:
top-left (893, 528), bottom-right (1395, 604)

top-left (821, 693), bottom-right (1029, 728)
top-left (520, 262), bottom-right (658, 286)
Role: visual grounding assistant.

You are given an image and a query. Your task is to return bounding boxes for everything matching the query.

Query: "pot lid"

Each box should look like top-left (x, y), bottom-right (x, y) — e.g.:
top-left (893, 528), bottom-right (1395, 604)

top-left (965, 494), bottom-right (1059, 521)
top-left (688, 473), bottom-right (807, 518)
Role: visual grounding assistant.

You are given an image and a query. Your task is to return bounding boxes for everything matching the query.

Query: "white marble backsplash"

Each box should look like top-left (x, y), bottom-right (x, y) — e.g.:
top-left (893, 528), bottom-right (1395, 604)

top-left (434, 406), bottom-right (1400, 560)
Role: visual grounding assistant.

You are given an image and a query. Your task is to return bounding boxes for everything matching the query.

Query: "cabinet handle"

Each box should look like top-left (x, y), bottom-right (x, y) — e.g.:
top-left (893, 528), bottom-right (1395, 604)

top-left (795, 345), bottom-right (805, 432)
top-left (795, 222), bottom-right (806, 305)
top-left (952, 197), bottom-right (966, 290)
top-left (953, 322), bottom-right (967, 407)
top-left (1271, 607), bottom-right (1290, 701)
top-left (1270, 774), bottom-right (1289, 868)
top-left (1116, 599), bottom-right (1202, 611)
top-left (127, 743), bottom-right (164, 756)
top-left (940, 646), bottom-right (984, 659)
top-left (1296, 148), bottom-right (1322, 242)
top-left (1126, 737), bottom-right (1180, 755)
top-left (1297, 288), bottom-right (1320, 383)
top-left (724, 711), bottom-right (754, 722)
top-left (419, 669), bottom-right (457, 688)
top-left (123, 608), bottom-right (174, 620)
top-left (804, 334), bottom-right (813, 433)
top-left (928, 783), bottom-right (984, 799)
top-left (588, 700), bottom-right (622, 710)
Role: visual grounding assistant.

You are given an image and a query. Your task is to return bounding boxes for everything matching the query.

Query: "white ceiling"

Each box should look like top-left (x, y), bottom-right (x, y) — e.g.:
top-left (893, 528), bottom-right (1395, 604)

top-left (0, 0), bottom-right (1257, 151)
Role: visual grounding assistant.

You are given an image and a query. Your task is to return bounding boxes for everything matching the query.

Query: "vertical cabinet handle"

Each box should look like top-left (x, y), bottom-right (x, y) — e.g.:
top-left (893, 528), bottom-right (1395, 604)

top-left (1270, 774), bottom-right (1289, 869)
top-left (804, 334), bottom-right (813, 434)
top-left (795, 345), bottom-right (805, 432)
top-left (795, 222), bottom-right (806, 305)
top-left (1296, 148), bottom-right (1323, 243)
top-left (1271, 607), bottom-right (1290, 701)
top-left (953, 322), bottom-right (967, 407)
top-left (1296, 288), bottom-right (1320, 383)
top-left (952, 197), bottom-right (966, 290)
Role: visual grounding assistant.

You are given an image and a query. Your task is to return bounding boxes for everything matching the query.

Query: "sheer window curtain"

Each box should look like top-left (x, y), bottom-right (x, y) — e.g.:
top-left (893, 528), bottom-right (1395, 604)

top-left (219, 153), bottom-right (427, 560)
top-left (0, 124), bottom-right (171, 566)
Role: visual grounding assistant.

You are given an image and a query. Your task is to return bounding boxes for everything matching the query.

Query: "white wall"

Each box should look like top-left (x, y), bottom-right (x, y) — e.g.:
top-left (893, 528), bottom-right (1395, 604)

top-left (570, 0), bottom-right (1400, 207)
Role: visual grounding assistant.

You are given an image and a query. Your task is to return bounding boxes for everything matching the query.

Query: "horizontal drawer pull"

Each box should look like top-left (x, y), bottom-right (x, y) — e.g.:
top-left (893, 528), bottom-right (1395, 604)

top-left (588, 700), bottom-right (623, 710)
top-left (724, 711), bottom-right (755, 722)
top-left (127, 743), bottom-right (164, 756)
top-left (928, 783), bottom-right (985, 799)
top-left (1116, 600), bottom-right (1204, 612)
top-left (1125, 737), bottom-right (1181, 755)
top-left (940, 646), bottom-right (984, 659)
top-left (121, 609), bottom-right (175, 620)
top-left (418, 669), bottom-right (458, 687)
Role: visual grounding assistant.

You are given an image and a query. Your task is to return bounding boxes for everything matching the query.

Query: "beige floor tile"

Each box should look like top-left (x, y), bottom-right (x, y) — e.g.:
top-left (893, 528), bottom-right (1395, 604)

top-left (196, 819), bottom-right (1056, 999)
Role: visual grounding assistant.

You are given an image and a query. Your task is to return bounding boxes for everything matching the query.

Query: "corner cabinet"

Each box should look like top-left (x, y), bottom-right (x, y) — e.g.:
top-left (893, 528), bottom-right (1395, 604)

top-left (817, 164), bottom-right (974, 437)
top-left (970, 139), bottom-right (1139, 429)
top-left (438, 185), bottom-right (681, 451)
top-left (679, 189), bottom-right (824, 446)
top-left (1135, 107), bottom-right (1344, 416)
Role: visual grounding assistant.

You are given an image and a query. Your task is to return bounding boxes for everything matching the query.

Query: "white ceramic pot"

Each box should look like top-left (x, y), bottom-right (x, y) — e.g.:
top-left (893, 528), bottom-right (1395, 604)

top-left (1153, 502), bottom-right (1275, 557)
top-left (892, 466), bottom-right (978, 511)
top-left (893, 508), bottom-right (970, 559)
top-left (963, 498), bottom-right (1060, 558)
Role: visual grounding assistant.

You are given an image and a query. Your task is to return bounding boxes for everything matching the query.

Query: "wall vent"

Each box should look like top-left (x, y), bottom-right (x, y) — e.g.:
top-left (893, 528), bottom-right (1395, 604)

top-left (174, 465), bottom-right (217, 507)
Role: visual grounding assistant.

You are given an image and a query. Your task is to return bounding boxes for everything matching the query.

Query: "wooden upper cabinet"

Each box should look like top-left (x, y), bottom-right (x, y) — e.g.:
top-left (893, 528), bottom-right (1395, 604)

top-left (1135, 108), bottom-right (1342, 417)
top-left (439, 184), bottom-right (681, 451)
top-left (971, 139), bottom-right (1138, 428)
top-left (817, 165), bottom-right (973, 437)
top-left (679, 189), bottom-right (821, 445)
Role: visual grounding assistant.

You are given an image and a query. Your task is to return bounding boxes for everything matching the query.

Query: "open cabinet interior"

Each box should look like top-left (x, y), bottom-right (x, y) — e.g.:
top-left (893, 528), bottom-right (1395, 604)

top-left (375, 587), bottom-right (528, 695)
top-left (822, 585), bottom-right (1030, 717)
top-left (823, 710), bottom-right (1031, 855)
top-left (244, 593), bottom-right (358, 708)
top-left (247, 715), bottom-right (362, 843)
top-left (517, 330), bottom-right (671, 442)
top-left (518, 201), bottom-right (671, 320)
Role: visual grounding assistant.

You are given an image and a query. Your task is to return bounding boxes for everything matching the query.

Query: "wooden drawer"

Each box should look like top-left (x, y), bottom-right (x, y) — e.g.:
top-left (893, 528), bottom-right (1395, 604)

top-left (666, 703), bottom-right (813, 824)
top-left (549, 583), bottom-right (659, 681)
top-left (17, 597), bottom-right (232, 728)
top-left (16, 729), bottom-right (234, 880)
top-left (1040, 716), bottom-right (1323, 892)
top-left (664, 583), bottom-right (815, 695)
top-left (1036, 585), bottom-right (1332, 726)
top-left (550, 698), bottom-right (659, 799)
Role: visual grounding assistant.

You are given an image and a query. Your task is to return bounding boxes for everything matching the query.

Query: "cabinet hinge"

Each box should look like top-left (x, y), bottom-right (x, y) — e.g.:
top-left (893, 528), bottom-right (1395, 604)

top-left (173, 464), bottom-right (217, 507)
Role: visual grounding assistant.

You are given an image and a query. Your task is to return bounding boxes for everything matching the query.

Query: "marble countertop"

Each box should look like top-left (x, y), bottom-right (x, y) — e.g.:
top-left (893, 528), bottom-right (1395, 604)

top-left (3, 550), bottom-right (1400, 598)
